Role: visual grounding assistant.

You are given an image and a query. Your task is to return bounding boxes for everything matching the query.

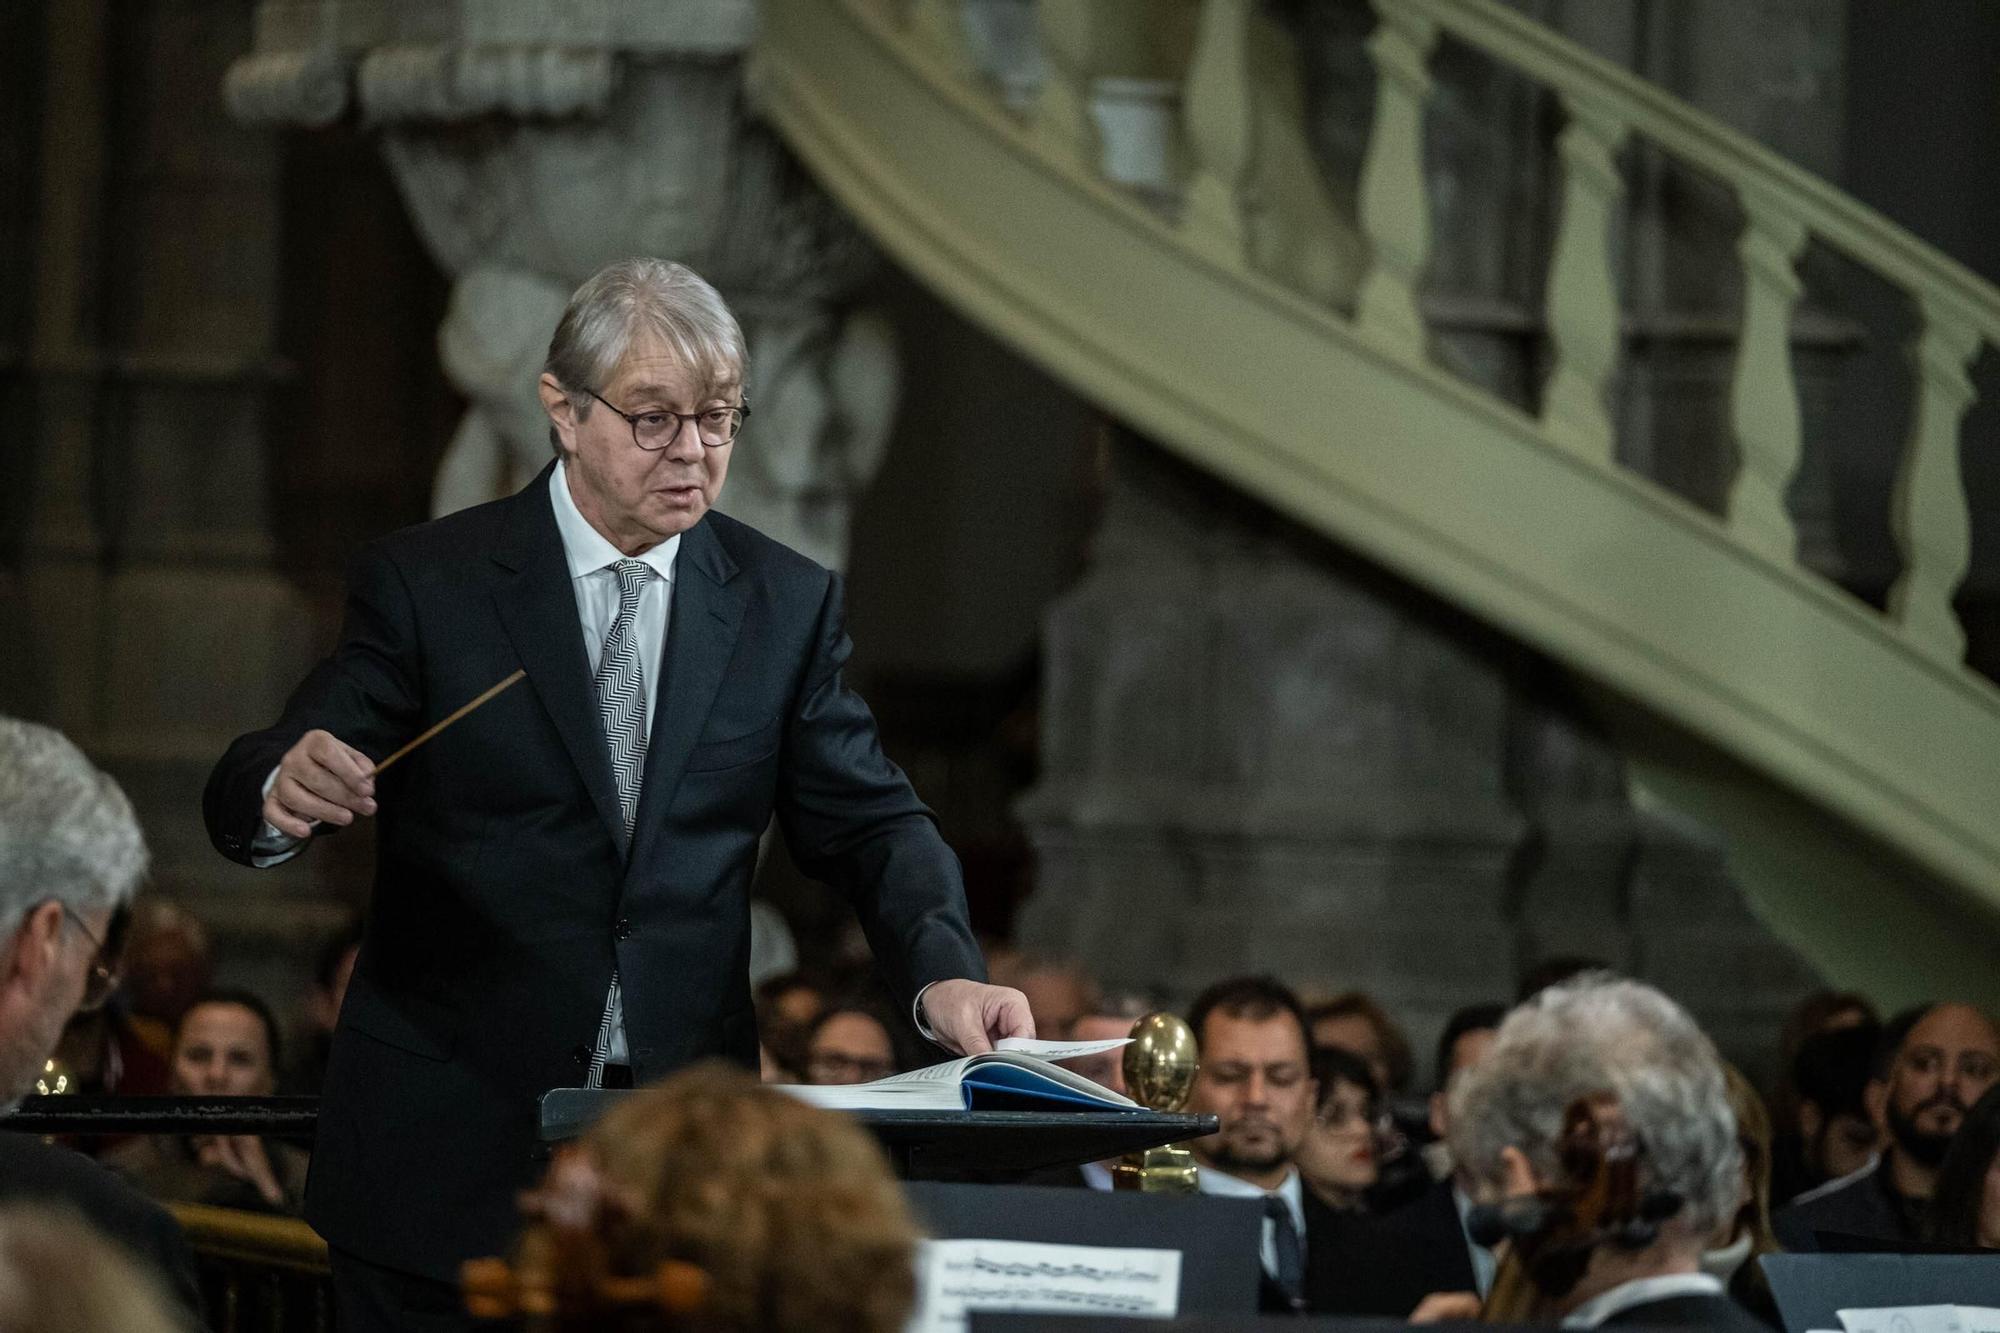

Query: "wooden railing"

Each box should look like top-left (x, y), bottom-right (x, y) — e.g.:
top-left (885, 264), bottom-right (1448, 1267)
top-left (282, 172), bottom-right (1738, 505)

top-left (856, 0), bottom-right (2000, 670)
top-left (169, 1203), bottom-right (331, 1333)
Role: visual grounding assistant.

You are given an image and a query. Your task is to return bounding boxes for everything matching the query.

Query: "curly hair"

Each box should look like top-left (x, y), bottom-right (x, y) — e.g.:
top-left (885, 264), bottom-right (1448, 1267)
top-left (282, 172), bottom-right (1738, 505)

top-left (566, 1062), bottom-right (919, 1333)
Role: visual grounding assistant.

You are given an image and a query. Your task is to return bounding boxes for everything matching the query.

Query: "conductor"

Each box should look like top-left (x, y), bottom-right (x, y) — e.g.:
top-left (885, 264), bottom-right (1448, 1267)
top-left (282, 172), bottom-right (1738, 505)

top-left (204, 259), bottom-right (1030, 1331)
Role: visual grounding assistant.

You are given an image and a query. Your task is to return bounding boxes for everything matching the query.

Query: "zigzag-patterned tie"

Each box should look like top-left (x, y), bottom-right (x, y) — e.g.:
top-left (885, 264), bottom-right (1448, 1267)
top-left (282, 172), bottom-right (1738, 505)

top-left (585, 558), bottom-right (650, 1089)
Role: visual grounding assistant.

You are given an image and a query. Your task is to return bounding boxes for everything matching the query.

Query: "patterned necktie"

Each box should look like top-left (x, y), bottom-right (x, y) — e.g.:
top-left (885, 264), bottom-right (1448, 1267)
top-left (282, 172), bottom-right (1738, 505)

top-left (1263, 1193), bottom-right (1305, 1309)
top-left (585, 558), bottom-right (650, 1088)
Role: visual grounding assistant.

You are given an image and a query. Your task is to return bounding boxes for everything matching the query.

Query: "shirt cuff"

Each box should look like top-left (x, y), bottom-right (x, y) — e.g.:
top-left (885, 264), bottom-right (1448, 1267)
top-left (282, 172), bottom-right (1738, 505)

top-left (249, 766), bottom-right (309, 868)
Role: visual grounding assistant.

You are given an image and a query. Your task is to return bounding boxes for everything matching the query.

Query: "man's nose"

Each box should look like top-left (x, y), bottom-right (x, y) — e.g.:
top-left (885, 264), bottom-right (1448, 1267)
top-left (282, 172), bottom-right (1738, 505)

top-left (663, 417), bottom-right (705, 461)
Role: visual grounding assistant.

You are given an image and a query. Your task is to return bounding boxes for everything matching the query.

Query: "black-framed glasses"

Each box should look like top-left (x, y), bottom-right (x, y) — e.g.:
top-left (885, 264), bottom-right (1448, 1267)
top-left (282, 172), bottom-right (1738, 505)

top-left (585, 389), bottom-right (749, 450)
top-left (58, 900), bottom-right (129, 1013)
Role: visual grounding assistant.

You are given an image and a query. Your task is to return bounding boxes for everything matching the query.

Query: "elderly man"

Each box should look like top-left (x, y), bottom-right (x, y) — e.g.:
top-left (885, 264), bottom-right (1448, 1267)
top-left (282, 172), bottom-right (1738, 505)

top-left (1775, 1002), bottom-right (2000, 1250)
top-left (1443, 976), bottom-right (1760, 1330)
top-left (0, 717), bottom-right (200, 1320)
top-left (1184, 975), bottom-right (1341, 1313)
top-left (204, 258), bottom-right (1027, 1331)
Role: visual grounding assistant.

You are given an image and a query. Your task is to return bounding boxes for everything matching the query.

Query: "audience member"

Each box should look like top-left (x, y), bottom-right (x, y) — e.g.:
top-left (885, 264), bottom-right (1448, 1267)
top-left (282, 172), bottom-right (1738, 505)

top-left (1774, 1003), bottom-right (2000, 1251)
top-left (1710, 1065), bottom-right (1781, 1326)
top-left (120, 899), bottom-right (215, 1030)
top-left (1925, 1081), bottom-right (2000, 1250)
top-left (753, 969), bottom-right (826, 1084)
top-left (1771, 1022), bottom-right (1881, 1205)
top-left (0, 717), bottom-right (201, 1322)
top-left (1312, 1002), bottom-right (1503, 1318)
top-left (504, 1062), bottom-right (918, 1332)
top-left (1425, 1002), bottom-right (1507, 1177)
top-left (1060, 990), bottom-right (1159, 1101)
top-left (106, 989), bottom-right (310, 1214)
top-left (288, 917), bottom-right (361, 1093)
top-left (802, 999), bottom-right (908, 1086)
top-left (1185, 976), bottom-right (1339, 1313)
top-left (1012, 957), bottom-right (1098, 1043)
top-left (1767, 990), bottom-right (1878, 1201)
top-left (0, 1205), bottom-right (188, 1333)
top-left (1307, 991), bottom-right (1413, 1096)
top-left (1296, 1045), bottom-right (1380, 1213)
top-left (1443, 975), bottom-right (1757, 1329)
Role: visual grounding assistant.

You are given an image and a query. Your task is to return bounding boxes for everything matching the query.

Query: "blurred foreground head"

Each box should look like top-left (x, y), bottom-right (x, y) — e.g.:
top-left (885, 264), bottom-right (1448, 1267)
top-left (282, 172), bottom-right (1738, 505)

top-left (516, 1063), bottom-right (918, 1333)
top-left (0, 1203), bottom-right (185, 1333)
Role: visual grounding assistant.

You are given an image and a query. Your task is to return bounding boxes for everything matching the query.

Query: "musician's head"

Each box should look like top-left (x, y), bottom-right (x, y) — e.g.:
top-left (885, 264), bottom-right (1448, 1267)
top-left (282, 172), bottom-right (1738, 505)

top-left (539, 258), bottom-right (748, 555)
top-left (0, 718), bottom-right (146, 1110)
top-left (1447, 975), bottom-right (1741, 1304)
top-left (541, 1062), bottom-right (918, 1333)
top-left (1186, 976), bottom-right (1318, 1189)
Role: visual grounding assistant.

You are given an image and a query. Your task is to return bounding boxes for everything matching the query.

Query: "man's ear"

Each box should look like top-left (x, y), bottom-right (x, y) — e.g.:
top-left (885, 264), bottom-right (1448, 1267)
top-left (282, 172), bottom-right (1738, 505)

top-left (1430, 1089), bottom-right (1449, 1140)
top-left (1798, 1101), bottom-right (1824, 1144)
top-left (1864, 1076), bottom-right (1890, 1135)
top-left (1499, 1144), bottom-right (1544, 1198)
top-left (0, 902), bottom-right (66, 1001)
top-left (538, 374), bottom-right (577, 456)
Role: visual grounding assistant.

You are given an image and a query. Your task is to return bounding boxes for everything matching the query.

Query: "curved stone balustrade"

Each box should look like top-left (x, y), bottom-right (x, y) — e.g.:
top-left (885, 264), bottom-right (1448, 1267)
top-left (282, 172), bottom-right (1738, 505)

top-left (750, 0), bottom-right (2000, 1004)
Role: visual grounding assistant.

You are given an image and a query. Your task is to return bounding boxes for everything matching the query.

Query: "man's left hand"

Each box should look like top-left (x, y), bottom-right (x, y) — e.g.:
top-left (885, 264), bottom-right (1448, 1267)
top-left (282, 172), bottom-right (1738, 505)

top-left (921, 979), bottom-right (1034, 1055)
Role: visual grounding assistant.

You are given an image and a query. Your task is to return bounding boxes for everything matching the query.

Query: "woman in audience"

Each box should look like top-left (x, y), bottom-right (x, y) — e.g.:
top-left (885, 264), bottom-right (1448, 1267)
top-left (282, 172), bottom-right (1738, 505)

top-left (1296, 1045), bottom-right (1382, 1212)
top-left (0, 1205), bottom-right (187, 1333)
top-left (1927, 1081), bottom-right (2000, 1249)
top-left (503, 1063), bottom-right (920, 1332)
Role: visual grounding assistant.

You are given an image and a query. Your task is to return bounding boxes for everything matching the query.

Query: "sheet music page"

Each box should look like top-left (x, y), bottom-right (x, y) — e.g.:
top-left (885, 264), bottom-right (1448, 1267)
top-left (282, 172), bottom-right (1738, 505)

top-left (1838, 1306), bottom-right (1972, 1333)
top-left (907, 1237), bottom-right (1181, 1332)
top-left (866, 1037), bottom-right (1132, 1088)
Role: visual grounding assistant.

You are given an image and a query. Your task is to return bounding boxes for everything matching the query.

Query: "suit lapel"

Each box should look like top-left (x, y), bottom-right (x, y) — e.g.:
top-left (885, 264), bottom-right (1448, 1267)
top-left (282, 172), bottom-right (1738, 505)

top-left (492, 464), bottom-right (628, 855)
top-left (626, 518), bottom-right (743, 875)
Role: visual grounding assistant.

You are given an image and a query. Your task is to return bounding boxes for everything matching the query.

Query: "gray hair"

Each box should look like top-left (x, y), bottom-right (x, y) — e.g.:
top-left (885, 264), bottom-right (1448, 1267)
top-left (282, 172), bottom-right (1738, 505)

top-left (542, 257), bottom-right (747, 452)
top-left (0, 718), bottom-right (147, 931)
top-left (1446, 975), bottom-right (1742, 1237)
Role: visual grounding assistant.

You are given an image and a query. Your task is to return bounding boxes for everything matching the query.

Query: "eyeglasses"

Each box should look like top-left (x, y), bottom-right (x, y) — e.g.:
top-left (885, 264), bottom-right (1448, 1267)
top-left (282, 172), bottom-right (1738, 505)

top-left (58, 901), bottom-right (129, 1013)
top-left (585, 390), bottom-right (749, 450)
top-left (805, 1052), bottom-right (897, 1084)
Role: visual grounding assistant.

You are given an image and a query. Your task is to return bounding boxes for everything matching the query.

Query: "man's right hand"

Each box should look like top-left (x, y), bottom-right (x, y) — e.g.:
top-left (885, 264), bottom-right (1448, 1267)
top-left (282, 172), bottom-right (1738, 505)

top-left (263, 729), bottom-right (377, 839)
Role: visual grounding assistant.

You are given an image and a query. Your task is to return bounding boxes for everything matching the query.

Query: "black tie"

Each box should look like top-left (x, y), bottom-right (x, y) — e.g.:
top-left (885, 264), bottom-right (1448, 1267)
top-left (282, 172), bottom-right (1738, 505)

top-left (1263, 1194), bottom-right (1304, 1308)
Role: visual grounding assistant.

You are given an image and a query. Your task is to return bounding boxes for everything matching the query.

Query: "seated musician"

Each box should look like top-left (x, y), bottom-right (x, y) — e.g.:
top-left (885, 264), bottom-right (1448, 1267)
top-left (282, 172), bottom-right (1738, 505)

top-left (494, 1063), bottom-right (919, 1332)
top-left (1434, 975), bottom-right (1766, 1330)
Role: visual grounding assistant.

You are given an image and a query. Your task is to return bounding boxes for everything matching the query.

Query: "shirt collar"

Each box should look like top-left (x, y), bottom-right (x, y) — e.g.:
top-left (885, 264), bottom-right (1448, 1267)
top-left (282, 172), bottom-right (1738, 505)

top-left (1560, 1272), bottom-right (1726, 1328)
top-left (1196, 1165), bottom-right (1305, 1229)
top-left (549, 460), bottom-right (680, 583)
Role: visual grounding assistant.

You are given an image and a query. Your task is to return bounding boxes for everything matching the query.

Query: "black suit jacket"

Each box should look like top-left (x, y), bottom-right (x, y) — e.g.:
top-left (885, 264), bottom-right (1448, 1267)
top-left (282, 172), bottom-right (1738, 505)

top-left (1308, 1178), bottom-right (1479, 1317)
top-left (0, 1131), bottom-right (204, 1324)
top-left (204, 467), bottom-right (983, 1278)
top-left (1771, 1160), bottom-right (1915, 1252)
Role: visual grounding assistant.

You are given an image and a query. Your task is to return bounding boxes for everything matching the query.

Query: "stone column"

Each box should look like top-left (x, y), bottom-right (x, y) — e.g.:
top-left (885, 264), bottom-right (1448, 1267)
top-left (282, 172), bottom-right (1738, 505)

top-left (226, 1), bottom-right (898, 571)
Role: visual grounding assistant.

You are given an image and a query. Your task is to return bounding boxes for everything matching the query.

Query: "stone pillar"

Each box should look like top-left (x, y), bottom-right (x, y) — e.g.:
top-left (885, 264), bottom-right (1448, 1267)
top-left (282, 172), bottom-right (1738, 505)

top-left (226, 1), bottom-right (897, 572)
top-left (4, 0), bottom-right (337, 1004)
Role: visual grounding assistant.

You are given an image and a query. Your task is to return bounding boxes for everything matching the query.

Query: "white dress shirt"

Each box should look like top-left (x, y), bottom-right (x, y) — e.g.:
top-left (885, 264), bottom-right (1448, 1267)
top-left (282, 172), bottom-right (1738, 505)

top-left (1452, 1181), bottom-right (1498, 1297)
top-left (1196, 1165), bottom-right (1307, 1282)
top-left (1560, 1272), bottom-right (1726, 1328)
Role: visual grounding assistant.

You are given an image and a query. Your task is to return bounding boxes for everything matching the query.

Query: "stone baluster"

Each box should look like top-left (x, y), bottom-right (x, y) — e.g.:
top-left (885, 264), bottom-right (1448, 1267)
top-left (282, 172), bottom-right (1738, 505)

top-left (1031, 0), bottom-right (1098, 171)
top-left (1721, 189), bottom-right (1809, 564)
top-left (1353, 0), bottom-right (1440, 361)
top-left (909, 0), bottom-right (977, 80)
top-left (1539, 94), bottom-right (1629, 463)
top-left (1887, 297), bottom-right (1984, 661)
top-left (1179, 0), bottom-right (1256, 268)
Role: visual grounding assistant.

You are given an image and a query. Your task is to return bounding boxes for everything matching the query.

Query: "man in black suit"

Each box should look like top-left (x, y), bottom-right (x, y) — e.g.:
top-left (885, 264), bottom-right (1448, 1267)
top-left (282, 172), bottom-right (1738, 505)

top-left (1444, 976), bottom-right (1764, 1330)
top-left (0, 718), bottom-right (202, 1323)
top-left (205, 259), bottom-right (1028, 1331)
top-left (1182, 976), bottom-right (1346, 1314)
